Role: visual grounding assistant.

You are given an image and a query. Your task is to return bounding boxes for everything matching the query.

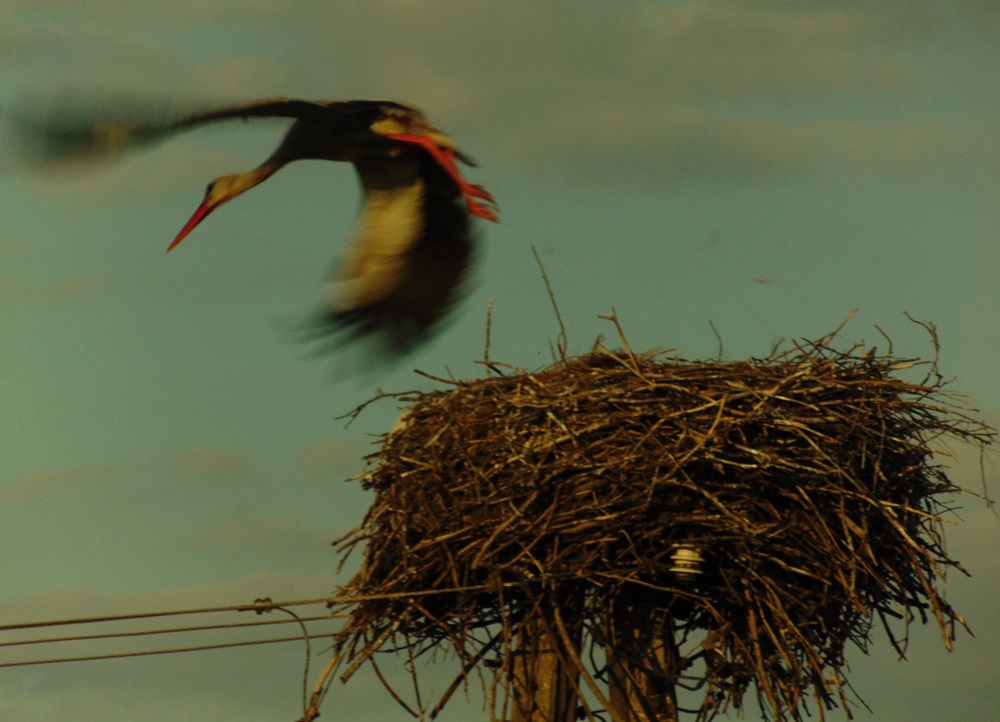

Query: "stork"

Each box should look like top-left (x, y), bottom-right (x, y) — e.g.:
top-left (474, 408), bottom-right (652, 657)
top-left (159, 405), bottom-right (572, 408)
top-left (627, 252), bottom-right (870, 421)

top-left (16, 96), bottom-right (499, 356)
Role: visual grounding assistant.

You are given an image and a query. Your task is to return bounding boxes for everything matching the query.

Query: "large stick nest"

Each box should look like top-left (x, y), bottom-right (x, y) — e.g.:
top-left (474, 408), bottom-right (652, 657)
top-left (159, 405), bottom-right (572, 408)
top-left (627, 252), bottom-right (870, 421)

top-left (331, 326), bottom-right (993, 722)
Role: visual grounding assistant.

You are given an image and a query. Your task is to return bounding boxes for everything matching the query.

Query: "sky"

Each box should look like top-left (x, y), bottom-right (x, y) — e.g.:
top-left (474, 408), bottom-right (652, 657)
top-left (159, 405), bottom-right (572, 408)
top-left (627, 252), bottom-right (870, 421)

top-left (1, 1), bottom-right (998, 720)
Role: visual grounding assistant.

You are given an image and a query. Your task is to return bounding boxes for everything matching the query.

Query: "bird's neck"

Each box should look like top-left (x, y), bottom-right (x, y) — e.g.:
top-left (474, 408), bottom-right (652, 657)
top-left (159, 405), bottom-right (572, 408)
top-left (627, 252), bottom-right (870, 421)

top-left (241, 159), bottom-right (283, 191)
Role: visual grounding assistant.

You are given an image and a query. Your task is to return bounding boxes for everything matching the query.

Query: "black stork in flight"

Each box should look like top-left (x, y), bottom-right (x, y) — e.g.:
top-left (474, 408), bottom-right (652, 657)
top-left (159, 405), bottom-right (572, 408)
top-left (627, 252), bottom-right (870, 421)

top-left (15, 96), bottom-right (499, 357)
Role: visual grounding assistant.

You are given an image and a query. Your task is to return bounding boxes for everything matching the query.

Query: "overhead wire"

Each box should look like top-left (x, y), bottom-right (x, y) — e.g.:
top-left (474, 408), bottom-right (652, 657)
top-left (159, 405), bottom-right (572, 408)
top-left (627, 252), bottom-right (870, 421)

top-left (0, 594), bottom-right (342, 632)
top-left (0, 614), bottom-right (335, 649)
top-left (0, 584), bottom-right (497, 634)
top-left (0, 632), bottom-right (337, 668)
top-left (0, 595), bottom-right (339, 669)
top-left (0, 586), bottom-right (500, 670)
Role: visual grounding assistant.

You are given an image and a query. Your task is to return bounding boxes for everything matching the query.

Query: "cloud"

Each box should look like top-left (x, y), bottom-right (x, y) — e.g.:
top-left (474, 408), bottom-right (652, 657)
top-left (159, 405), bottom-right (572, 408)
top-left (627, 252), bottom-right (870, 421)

top-left (519, 106), bottom-right (826, 185)
top-left (833, 121), bottom-right (945, 175)
top-left (0, 263), bottom-right (318, 312)
top-left (291, 1), bottom-right (921, 105)
top-left (0, 465), bottom-right (113, 501)
top-left (183, 516), bottom-right (334, 554)
top-left (170, 447), bottom-right (252, 480)
top-left (0, 1), bottom-right (276, 86)
top-left (295, 437), bottom-right (366, 479)
top-left (0, 275), bottom-right (121, 304)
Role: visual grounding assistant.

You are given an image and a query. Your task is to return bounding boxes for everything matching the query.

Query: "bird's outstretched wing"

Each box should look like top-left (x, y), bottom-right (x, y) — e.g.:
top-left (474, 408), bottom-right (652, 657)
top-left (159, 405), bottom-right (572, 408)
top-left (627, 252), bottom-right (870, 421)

top-left (8, 93), bottom-right (338, 164)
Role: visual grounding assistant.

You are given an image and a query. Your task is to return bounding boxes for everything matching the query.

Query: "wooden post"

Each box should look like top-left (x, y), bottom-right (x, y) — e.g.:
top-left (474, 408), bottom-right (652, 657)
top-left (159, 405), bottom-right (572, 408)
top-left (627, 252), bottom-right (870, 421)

top-left (605, 597), bottom-right (679, 722)
top-left (509, 594), bottom-right (582, 722)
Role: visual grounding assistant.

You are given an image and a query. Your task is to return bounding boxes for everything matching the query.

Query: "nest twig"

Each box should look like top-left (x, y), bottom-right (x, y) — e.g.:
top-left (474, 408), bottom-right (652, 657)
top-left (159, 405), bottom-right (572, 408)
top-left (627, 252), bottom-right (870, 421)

top-left (327, 322), bottom-right (994, 722)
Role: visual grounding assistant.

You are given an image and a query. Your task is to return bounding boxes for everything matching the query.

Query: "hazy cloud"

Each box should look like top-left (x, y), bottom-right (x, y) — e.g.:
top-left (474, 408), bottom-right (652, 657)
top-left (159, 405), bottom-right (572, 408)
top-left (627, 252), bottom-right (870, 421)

top-left (170, 447), bottom-right (251, 480)
top-left (183, 516), bottom-right (334, 554)
top-left (0, 1), bottom-right (294, 100)
top-left (0, 274), bottom-right (119, 303)
top-left (295, 437), bottom-right (365, 479)
top-left (0, 465), bottom-right (113, 501)
top-left (0, 263), bottom-right (313, 305)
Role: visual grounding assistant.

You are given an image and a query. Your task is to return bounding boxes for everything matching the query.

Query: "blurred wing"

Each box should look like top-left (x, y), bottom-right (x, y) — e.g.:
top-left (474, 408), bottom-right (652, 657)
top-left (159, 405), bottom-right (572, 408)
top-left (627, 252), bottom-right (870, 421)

top-left (305, 154), bottom-right (476, 355)
top-left (8, 92), bottom-right (335, 165)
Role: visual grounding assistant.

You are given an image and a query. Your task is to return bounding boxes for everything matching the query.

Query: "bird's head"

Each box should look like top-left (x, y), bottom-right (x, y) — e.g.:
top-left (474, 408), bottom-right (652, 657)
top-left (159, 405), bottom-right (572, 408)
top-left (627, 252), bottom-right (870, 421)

top-left (167, 171), bottom-right (260, 252)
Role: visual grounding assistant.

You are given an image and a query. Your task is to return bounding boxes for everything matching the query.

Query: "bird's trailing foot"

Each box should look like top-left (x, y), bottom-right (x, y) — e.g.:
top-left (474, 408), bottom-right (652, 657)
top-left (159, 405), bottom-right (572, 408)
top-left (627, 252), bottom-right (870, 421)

top-left (384, 132), bottom-right (500, 222)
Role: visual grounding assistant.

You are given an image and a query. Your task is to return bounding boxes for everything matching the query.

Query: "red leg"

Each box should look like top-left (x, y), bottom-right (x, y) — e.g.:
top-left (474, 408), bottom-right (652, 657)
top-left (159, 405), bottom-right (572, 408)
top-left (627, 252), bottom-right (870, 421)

top-left (384, 132), bottom-right (500, 222)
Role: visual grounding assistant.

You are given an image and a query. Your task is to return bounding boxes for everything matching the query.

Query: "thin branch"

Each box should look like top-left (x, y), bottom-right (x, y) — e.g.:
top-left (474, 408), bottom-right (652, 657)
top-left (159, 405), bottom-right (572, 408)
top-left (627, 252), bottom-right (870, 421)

top-left (531, 245), bottom-right (567, 361)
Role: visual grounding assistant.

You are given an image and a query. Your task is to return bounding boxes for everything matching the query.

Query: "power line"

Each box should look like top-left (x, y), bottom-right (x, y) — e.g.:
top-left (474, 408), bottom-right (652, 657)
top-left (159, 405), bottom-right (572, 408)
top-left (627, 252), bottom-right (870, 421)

top-left (0, 631), bottom-right (336, 668)
top-left (1, 585), bottom-right (501, 669)
top-left (1, 596), bottom-right (339, 669)
top-left (0, 614), bottom-right (335, 649)
top-left (0, 584), bottom-right (495, 634)
top-left (0, 595), bottom-right (341, 633)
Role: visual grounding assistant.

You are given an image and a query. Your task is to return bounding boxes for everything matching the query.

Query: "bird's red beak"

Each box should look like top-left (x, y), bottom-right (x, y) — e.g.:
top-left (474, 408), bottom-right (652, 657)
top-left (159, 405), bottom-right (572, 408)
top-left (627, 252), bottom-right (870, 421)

top-left (167, 197), bottom-right (215, 252)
